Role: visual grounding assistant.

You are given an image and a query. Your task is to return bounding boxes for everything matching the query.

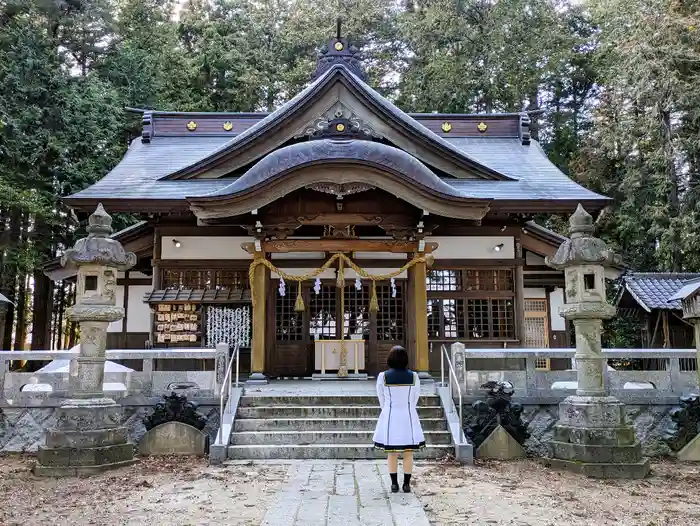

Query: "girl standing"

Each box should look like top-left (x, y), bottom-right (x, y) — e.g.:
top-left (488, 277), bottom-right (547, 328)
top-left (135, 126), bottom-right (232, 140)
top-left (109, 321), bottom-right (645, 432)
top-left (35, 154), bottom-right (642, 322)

top-left (373, 345), bottom-right (425, 493)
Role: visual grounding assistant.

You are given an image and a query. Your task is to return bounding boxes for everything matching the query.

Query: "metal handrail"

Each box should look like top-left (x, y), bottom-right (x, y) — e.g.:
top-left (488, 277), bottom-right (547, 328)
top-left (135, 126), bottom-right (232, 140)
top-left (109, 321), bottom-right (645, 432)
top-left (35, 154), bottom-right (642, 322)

top-left (216, 342), bottom-right (240, 445)
top-left (440, 344), bottom-right (464, 444)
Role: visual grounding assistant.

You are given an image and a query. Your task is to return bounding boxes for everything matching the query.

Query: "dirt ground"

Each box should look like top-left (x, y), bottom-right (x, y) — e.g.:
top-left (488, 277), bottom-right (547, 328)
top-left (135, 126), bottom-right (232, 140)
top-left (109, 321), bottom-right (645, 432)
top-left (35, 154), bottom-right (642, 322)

top-left (415, 459), bottom-right (700, 526)
top-left (0, 455), bottom-right (287, 526)
top-left (1, 455), bottom-right (699, 526)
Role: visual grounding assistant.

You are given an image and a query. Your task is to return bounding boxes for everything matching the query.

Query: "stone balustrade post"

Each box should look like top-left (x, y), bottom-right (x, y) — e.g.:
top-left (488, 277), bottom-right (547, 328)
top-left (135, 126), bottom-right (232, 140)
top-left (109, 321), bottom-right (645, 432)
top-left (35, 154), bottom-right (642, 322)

top-left (0, 358), bottom-right (7, 400)
top-left (215, 342), bottom-right (230, 387)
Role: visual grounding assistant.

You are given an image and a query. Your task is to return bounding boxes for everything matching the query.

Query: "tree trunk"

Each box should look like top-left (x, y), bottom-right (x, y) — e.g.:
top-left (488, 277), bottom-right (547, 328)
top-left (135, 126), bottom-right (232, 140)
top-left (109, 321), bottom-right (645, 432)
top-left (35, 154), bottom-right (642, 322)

top-left (1, 208), bottom-right (22, 350)
top-left (661, 110), bottom-right (682, 271)
top-left (14, 272), bottom-right (29, 350)
top-left (31, 268), bottom-right (52, 350)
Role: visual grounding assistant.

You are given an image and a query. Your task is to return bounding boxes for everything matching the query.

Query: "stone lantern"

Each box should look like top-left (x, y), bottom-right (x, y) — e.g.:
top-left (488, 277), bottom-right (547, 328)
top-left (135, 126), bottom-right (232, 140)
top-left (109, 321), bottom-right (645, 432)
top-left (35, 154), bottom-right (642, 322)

top-left (545, 204), bottom-right (650, 478)
top-left (35, 204), bottom-right (138, 476)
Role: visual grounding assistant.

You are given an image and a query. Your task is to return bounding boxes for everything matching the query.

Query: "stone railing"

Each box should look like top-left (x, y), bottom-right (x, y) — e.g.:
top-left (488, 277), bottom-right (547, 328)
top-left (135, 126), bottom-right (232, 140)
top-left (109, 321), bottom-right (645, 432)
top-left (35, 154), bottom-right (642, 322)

top-left (448, 345), bottom-right (699, 404)
top-left (0, 344), bottom-right (230, 406)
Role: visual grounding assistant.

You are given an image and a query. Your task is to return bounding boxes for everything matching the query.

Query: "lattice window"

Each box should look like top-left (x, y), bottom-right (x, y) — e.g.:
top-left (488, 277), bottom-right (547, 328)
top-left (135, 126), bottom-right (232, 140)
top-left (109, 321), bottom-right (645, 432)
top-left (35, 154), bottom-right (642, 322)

top-left (427, 270), bottom-right (462, 291)
top-left (491, 299), bottom-right (515, 339)
top-left (376, 283), bottom-right (404, 342)
top-left (442, 299), bottom-right (465, 338)
top-left (425, 298), bottom-right (464, 339)
top-left (465, 269), bottom-right (513, 291)
top-left (525, 317), bottom-right (548, 348)
top-left (427, 299), bottom-right (442, 338)
top-left (275, 293), bottom-right (303, 341)
top-left (162, 269), bottom-right (247, 291)
top-left (343, 285), bottom-right (370, 339)
top-left (309, 285), bottom-right (337, 339)
top-left (525, 299), bottom-right (547, 312)
top-left (163, 269), bottom-right (212, 289)
top-left (525, 298), bottom-right (548, 350)
top-left (467, 299), bottom-right (490, 338)
top-left (215, 270), bottom-right (246, 290)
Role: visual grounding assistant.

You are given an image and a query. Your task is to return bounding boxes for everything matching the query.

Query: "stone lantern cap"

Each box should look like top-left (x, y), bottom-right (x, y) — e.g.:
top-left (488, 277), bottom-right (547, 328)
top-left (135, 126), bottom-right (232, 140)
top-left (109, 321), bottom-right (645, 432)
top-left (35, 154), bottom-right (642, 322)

top-left (61, 204), bottom-right (137, 271)
top-left (546, 204), bottom-right (622, 270)
top-left (668, 278), bottom-right (700, 319)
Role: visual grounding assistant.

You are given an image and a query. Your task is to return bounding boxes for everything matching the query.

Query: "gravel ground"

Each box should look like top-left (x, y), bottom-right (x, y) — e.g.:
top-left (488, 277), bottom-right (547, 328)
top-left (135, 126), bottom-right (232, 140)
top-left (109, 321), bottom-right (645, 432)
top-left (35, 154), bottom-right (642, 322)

top-left (2, 455), bottom-right (699, 526)
top-left (415, 458), bottom-right (700, 526)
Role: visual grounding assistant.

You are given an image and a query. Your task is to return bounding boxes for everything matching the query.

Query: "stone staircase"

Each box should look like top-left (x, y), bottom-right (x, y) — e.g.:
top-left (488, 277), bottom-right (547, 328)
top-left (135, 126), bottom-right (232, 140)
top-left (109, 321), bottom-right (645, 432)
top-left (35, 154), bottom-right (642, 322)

top-left (227, 394), bottom-right (452, 459)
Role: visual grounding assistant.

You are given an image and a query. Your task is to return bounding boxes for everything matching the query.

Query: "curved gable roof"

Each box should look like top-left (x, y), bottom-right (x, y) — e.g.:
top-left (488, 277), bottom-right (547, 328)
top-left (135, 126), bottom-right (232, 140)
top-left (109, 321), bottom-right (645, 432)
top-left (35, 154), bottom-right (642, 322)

top-left (162, 64), bottom-right (513, 182)
top-left (187, 139), bottom-right (492, 221)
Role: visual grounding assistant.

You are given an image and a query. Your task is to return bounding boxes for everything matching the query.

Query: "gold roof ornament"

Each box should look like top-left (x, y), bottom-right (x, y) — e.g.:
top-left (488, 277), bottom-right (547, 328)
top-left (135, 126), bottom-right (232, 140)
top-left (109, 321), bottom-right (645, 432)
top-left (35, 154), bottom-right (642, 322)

top-left (477, 122), bottom-right (488, 133)
top-left (441, 122), bottom-right (452, 133)
top-left (223, 121), bottom-right (233, 131)
top-left (186, 121), bottom-right (197, 131)
top-left (336, 123), bottom-right (346, 132)
top-left (334, 41), bottom-right (344, 51)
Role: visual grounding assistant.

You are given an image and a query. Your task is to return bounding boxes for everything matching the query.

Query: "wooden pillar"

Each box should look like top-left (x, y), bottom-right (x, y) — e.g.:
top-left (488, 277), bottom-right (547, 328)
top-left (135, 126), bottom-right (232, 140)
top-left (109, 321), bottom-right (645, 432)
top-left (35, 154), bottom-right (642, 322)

top-left (409, 257), bottom-right (430, 376)
top-left (121, 270), bottom-right (130, 349)
top-left (249, 256), bottom-right (269, 383)
top-left (515, 238), bottom-right (525, 345)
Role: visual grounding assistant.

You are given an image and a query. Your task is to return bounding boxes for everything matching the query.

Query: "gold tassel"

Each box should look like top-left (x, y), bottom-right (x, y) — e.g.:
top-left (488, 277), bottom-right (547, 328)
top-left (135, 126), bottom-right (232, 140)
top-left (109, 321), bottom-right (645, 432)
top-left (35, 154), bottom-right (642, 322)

top-left (369, 281), bottom-right (379, 314)
top-left (336, 258), bottom-right (345, 289)
top-left (294, 281), bottom-right (305, 312)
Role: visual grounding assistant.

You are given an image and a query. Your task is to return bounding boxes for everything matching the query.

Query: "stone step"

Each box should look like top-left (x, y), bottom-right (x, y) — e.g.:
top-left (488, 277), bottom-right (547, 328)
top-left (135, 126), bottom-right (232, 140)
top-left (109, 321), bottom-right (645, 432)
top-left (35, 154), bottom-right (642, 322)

top-left (229, 430), bottom-right (452, 446)
top-left (233, 417), bottom-right (448, 432)
top-left (226, 443), bottom-right (450, 460)
top-left (236, 405), bottom-right (444, 419)
top-left (238, 395), bottom-right (441, 407)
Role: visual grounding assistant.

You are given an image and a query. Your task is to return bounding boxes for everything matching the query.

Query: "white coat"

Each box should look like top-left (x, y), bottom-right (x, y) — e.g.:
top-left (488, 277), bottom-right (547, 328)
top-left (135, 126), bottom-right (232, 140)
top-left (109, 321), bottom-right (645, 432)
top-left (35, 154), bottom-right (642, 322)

top-left (372, 369), bottom-right (426, 451)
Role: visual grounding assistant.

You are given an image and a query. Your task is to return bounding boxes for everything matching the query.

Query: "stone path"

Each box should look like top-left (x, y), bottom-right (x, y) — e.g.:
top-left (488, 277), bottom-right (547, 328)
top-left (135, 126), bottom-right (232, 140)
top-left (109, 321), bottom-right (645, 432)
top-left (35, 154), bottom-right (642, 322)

top-left (259, 461), bottom-right (431, 526)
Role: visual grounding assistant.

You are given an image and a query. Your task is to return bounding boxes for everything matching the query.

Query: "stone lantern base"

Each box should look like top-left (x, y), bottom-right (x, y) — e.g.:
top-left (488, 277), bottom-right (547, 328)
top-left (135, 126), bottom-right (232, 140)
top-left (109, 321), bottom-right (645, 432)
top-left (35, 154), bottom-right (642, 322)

top-left (545, 395), bottom-right (650, 479)
top-left (33, 398), bottom-right (136, 477)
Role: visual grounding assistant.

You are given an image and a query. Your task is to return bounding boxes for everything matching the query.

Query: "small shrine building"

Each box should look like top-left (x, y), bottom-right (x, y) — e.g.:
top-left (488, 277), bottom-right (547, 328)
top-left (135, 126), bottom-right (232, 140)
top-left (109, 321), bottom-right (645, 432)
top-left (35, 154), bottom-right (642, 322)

top-left (47, 34), bottom-right (612, 379)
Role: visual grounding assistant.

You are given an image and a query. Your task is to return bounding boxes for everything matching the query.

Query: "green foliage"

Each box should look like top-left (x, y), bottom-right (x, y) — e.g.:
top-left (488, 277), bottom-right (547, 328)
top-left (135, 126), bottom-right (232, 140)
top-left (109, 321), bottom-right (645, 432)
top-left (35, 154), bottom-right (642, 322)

top-left (3, 0), bottom-right (700, 347)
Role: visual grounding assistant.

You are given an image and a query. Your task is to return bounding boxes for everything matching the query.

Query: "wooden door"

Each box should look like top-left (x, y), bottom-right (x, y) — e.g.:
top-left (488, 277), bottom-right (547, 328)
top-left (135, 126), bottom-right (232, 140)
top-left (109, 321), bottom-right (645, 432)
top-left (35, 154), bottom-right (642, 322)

top-left (272, 284), bottom-right (312, 377)
top-left (373, 281), bottom-right (405, 375)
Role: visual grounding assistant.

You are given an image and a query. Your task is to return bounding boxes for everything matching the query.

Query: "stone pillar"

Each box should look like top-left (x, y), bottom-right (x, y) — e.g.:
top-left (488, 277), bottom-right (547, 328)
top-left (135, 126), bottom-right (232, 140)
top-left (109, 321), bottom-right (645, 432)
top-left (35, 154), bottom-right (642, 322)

top-left (34, 204), bottom-right (138, 477)
top-left (409, 257), bottom-right (430, 379)
top-left (545, 204), bottom-right (650, 479)
top-left (248, 255), bottom-right (268, 384)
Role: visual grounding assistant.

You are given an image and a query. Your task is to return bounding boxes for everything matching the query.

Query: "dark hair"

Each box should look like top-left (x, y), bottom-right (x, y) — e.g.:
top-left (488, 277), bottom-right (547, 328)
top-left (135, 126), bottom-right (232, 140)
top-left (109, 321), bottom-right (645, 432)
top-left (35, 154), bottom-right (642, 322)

top-left (387, 345), bottom-right (409, 369)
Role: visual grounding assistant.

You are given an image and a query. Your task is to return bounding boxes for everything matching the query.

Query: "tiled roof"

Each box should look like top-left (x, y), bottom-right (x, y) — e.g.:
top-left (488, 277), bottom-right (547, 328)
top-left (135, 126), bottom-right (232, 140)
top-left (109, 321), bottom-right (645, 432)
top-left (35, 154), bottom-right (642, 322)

top-left (621, 273), bottom-right (700, 311)
top-left (65, 63), bottom-right (609, 206)
top-left (67, 135), bottom-right (607, 204)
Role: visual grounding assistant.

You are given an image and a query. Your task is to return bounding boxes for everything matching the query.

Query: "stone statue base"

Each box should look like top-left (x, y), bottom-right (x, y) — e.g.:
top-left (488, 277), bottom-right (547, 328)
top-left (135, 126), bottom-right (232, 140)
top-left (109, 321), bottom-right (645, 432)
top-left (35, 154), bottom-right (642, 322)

top-left (546, 395), bottom-right (650, 479)
top-left (34, 398), bottom-right (136, 477)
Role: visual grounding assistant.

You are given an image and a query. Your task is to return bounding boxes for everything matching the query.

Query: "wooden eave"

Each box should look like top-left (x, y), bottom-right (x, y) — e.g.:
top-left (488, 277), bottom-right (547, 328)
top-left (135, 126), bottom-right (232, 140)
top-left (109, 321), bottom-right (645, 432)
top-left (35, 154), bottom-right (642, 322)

top-left (162, 66), bottom-right (513, 182)
top-left (187, 162), bottom-right (492, 222)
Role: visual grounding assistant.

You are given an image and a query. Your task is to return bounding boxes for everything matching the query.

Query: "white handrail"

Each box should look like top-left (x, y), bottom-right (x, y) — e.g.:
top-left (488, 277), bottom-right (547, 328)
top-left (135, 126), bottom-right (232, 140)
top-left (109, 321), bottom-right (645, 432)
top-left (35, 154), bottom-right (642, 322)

top-left (440, 344), bottom-right (464, 444)
top-left (217, 342), bottom-right (240, 445)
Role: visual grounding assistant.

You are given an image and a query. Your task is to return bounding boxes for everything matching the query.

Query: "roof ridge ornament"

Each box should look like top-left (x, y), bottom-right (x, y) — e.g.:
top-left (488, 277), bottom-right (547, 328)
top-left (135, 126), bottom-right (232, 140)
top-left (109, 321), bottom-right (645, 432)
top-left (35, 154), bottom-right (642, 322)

top-left (313, 18), bottom-right (367, 81)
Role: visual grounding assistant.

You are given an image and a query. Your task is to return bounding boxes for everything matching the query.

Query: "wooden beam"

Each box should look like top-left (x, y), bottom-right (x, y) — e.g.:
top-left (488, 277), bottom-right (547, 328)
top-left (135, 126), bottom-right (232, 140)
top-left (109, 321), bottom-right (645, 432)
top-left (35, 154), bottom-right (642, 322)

top-left (242, 239), bottom-right (438, 254)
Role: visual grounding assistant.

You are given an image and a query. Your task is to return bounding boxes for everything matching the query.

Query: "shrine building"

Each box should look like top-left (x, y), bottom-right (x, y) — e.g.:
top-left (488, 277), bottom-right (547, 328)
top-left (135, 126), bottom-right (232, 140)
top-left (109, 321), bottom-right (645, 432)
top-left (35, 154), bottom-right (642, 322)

top-left (46, 34), bottom-right (613, 380)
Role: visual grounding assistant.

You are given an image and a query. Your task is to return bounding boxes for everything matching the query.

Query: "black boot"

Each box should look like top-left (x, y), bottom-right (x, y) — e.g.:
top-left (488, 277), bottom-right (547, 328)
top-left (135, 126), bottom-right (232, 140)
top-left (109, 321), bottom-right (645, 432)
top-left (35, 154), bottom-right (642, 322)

top-left (390, 473), bottom-right (399, 493)
top-left (403, 474), bottom-right (412, 493)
